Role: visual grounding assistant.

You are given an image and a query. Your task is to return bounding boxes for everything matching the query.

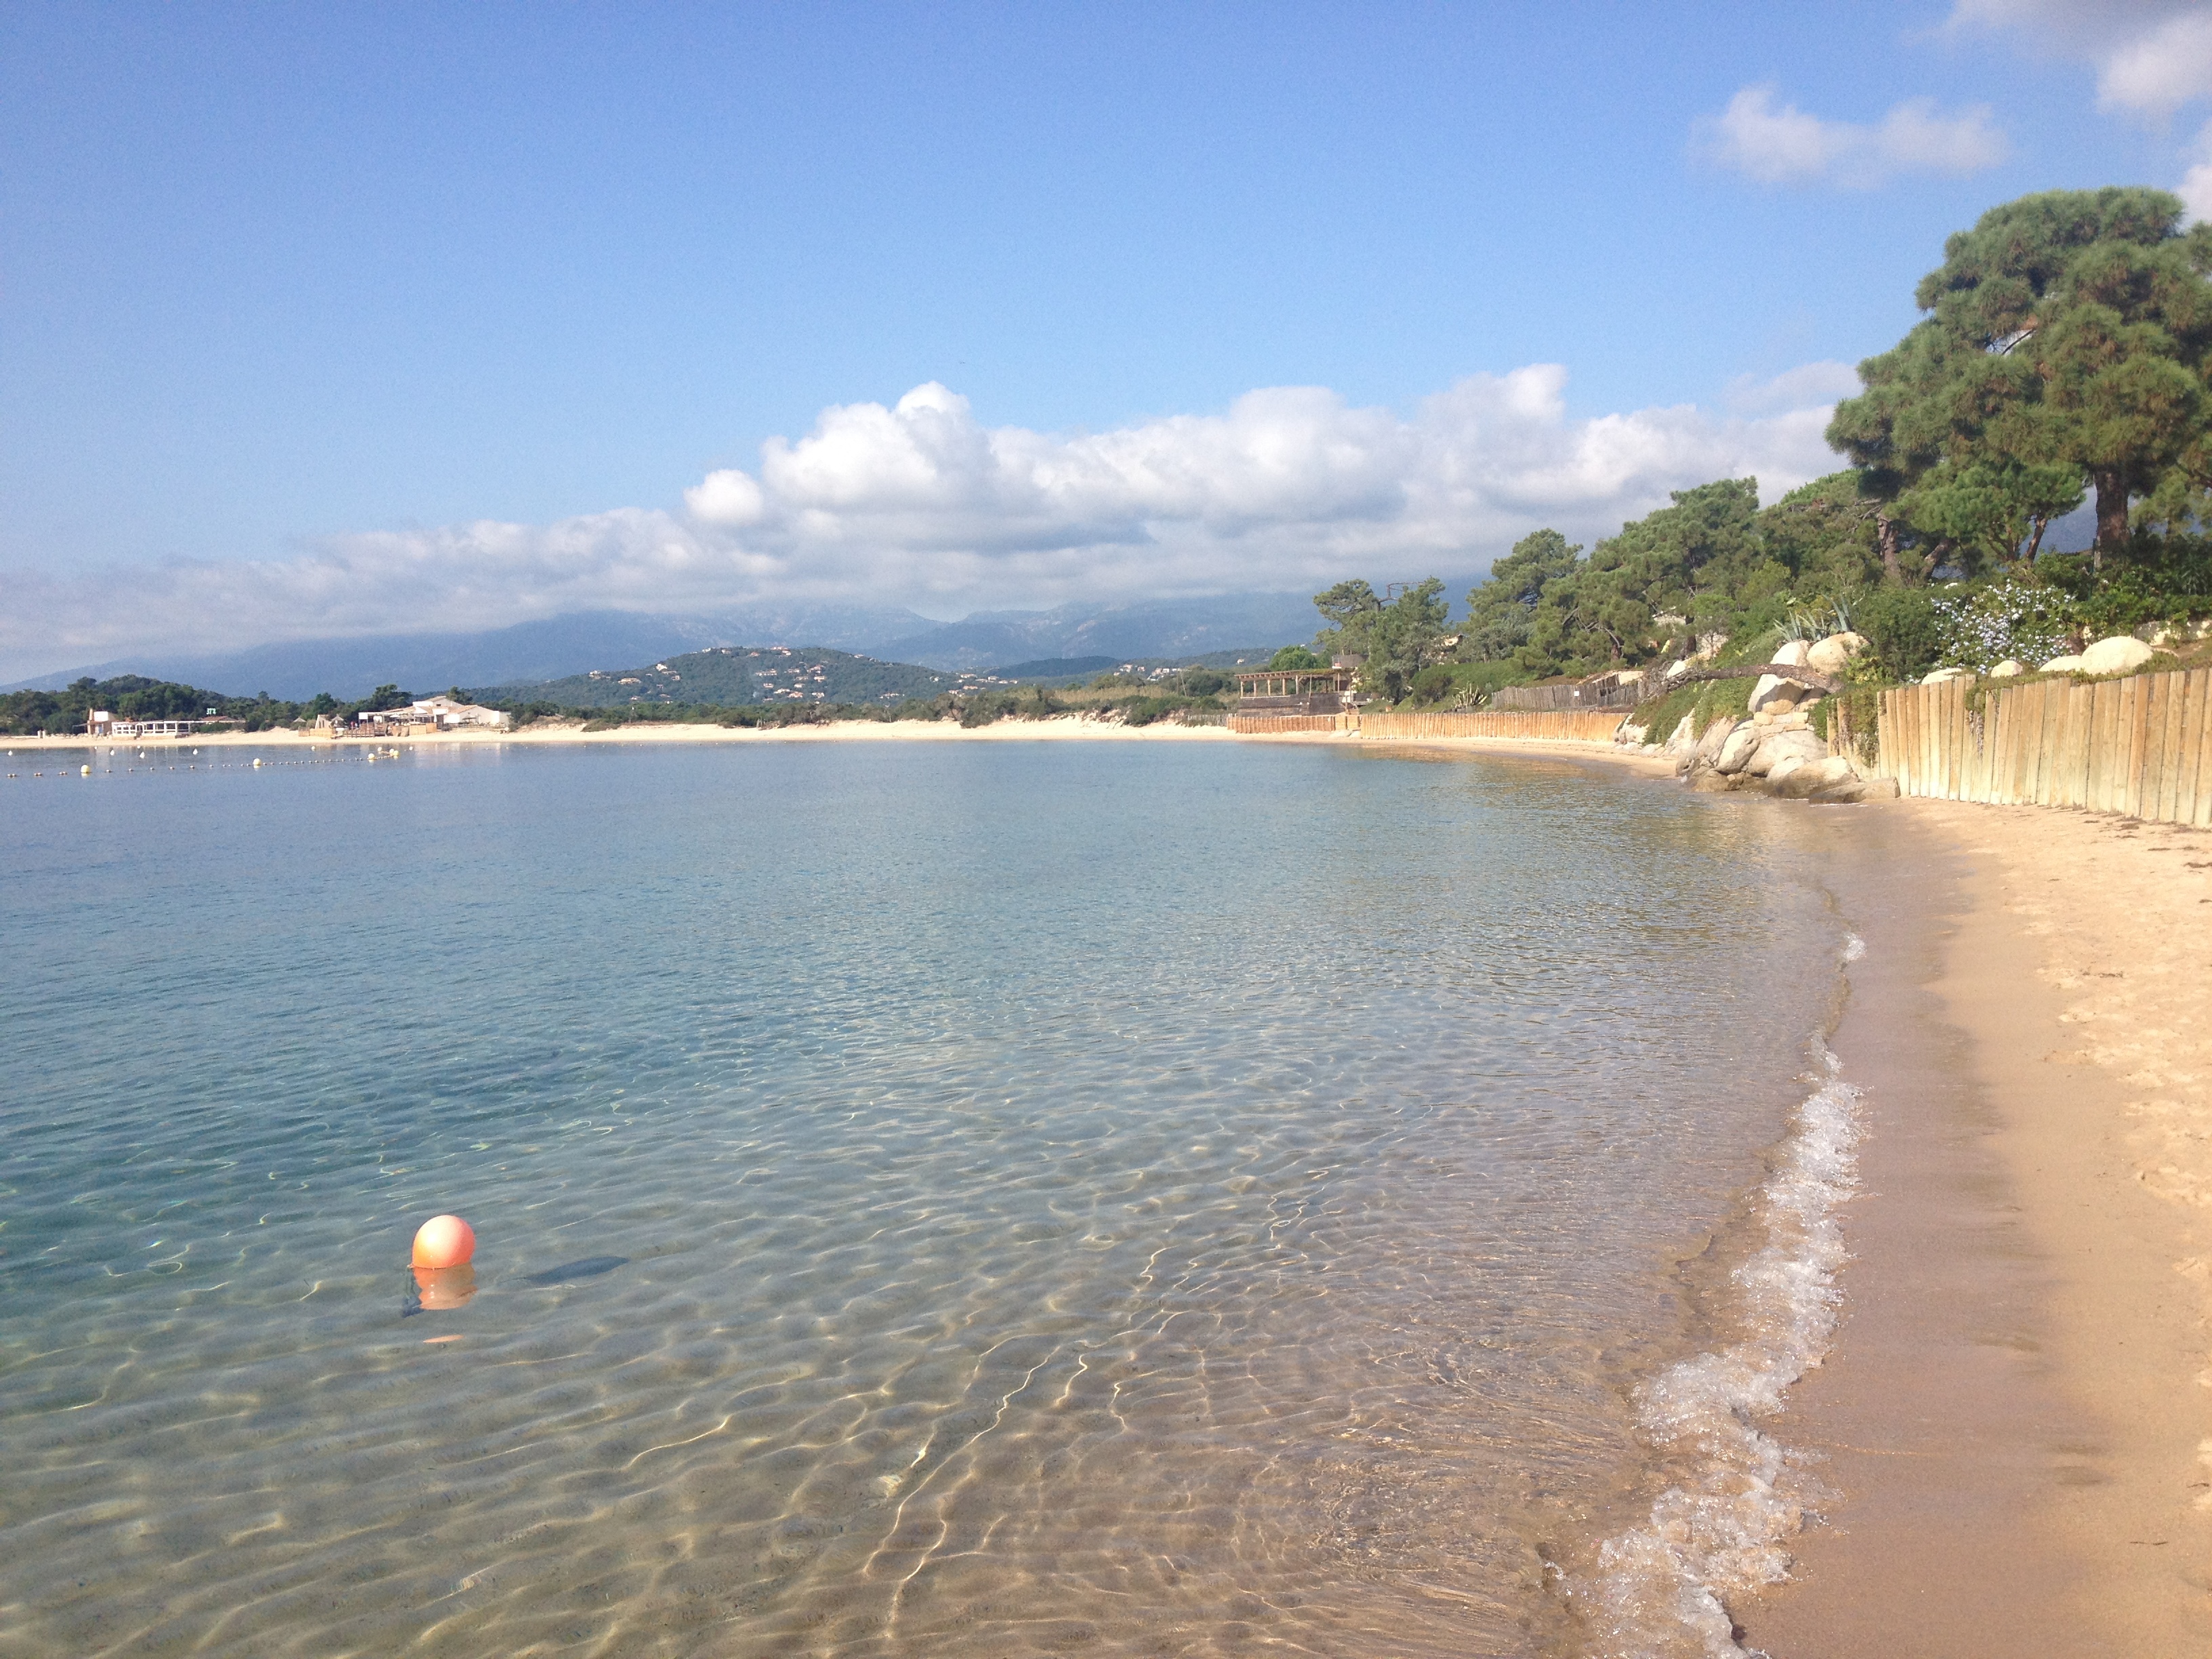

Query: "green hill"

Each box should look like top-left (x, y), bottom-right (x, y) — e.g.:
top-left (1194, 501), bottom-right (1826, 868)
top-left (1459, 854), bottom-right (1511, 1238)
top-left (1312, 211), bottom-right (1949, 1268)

top-left (489, 646), bottom-right (966, 709)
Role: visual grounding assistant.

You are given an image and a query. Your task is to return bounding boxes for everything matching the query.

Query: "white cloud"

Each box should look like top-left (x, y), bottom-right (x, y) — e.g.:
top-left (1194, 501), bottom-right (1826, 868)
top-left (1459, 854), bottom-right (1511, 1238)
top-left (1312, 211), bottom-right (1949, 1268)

top-left (1, 369), bottom-right (1853, 681)
top-left (2182, 121), bottom-right (2212, 219)
top-left (1948, 1), bottom-right (2212, 216)
top-left (1949, 1), bottom-right (2212, 117)
top-left (1694, 85), bottom-right (2008, 188)
top-left (2097, 12), bottom-right (2212, 117)
top-left (1724, 362), bottom-right (1864, 416)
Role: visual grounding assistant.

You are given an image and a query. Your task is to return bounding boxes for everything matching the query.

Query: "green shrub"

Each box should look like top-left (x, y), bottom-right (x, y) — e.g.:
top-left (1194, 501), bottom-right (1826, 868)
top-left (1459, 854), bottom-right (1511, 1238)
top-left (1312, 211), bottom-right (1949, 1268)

top-left (1853, 587), bottom-right (1940, 680)
top-left (1458, 660), bottom-right (1534, 697)
top-left (1809, 684), bottom-right (1881, 763)
top-left (1631, 676), bottom-right (1754, 745)
top-left (1929, 579), bottom-right (2073, 671)
top-left (1409, 665), bottom-right (1456, 704)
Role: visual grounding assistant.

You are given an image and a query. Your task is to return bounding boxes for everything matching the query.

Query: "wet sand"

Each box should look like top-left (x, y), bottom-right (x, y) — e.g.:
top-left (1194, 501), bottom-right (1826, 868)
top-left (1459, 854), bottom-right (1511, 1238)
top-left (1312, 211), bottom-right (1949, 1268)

top-left (1744, 802), bottom-right (2212, 1654)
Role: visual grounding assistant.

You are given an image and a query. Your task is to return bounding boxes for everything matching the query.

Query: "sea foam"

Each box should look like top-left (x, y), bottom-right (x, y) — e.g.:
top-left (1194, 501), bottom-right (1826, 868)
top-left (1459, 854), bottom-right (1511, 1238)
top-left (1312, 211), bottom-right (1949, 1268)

top-left (1574, 941), bottom-right (1865, 1658)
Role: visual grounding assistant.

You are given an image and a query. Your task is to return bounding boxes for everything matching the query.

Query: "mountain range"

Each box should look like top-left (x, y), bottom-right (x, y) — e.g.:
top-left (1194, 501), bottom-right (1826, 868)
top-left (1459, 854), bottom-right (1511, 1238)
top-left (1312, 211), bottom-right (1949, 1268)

top-left (5, 594), bottom-right (1322, 699)
top-left (509, 647), bottom-right (971, 710)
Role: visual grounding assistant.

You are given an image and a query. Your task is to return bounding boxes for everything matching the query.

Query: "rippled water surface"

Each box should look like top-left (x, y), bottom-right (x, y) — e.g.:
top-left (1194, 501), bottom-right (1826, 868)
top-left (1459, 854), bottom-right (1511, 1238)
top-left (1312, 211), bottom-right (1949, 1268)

top-left (1, 740), bottom-right (1843, 1656)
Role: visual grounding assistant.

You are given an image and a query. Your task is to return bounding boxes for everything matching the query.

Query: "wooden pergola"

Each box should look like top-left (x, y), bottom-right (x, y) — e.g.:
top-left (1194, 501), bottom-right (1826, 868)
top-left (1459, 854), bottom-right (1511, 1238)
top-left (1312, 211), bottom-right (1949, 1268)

top-left (1235, 663), bottom-right (1353, 714)
top-left (1235, 665), bottom-right (1351, 698)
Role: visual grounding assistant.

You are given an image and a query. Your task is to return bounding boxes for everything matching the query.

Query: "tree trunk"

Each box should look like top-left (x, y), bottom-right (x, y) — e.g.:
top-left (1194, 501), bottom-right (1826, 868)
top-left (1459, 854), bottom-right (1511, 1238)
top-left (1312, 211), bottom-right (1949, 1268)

top-left (2092, 466), bottom-right (2127, 572)
top-left (2022, 514), bottom-right (2048, 564)
top-left (1877, 511), bottom-right (1903, 585)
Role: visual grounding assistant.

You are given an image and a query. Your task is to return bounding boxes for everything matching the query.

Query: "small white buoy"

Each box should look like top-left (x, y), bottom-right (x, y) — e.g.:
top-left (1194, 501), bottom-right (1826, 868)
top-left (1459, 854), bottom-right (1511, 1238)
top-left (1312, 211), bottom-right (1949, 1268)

top-left (252, 758), bottom-right (262, 769)
top-left (81, 764), bottom-right (90, 776)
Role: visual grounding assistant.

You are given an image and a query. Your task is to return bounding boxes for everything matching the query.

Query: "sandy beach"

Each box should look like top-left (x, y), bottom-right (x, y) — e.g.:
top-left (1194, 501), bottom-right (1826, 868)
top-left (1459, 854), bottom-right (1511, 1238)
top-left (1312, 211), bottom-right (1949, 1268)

top-left (1299, 733), bottom-right (2212, 1645)
top-left (13, 714), bottom-right (2203, 1646)
top-left (1734, 798), bottom-right (2212, 1653)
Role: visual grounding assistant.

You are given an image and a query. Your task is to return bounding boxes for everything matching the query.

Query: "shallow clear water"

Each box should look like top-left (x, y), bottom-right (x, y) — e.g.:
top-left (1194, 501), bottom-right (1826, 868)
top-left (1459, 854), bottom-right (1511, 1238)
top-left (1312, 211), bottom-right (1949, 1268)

top-left (1, 740), bottom-right (1844, 1656)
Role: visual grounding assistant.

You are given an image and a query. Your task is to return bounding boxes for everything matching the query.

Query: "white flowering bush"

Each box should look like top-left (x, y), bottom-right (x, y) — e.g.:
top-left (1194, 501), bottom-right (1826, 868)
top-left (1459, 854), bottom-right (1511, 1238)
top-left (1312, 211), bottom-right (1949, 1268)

top-left (1931, 580), bottom-right (2075, 671)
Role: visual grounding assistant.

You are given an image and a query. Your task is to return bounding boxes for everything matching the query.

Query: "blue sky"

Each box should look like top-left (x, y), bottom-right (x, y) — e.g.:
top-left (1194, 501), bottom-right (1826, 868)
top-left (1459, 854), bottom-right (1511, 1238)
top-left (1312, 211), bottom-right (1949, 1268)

top-left (5, 0), bottom-right (2210, 676)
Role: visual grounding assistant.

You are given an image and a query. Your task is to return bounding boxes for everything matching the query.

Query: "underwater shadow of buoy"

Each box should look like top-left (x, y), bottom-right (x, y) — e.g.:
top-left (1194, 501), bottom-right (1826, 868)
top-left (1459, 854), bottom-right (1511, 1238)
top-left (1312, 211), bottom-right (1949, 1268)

top-left (523, 1255), bottom-right (630, 1287)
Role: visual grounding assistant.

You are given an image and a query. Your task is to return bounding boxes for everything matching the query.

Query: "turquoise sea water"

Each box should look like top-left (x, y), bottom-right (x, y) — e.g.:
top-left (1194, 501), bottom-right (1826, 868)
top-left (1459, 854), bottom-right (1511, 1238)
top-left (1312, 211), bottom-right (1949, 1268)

top-left (1, 739), bottom-right (1848, 1656)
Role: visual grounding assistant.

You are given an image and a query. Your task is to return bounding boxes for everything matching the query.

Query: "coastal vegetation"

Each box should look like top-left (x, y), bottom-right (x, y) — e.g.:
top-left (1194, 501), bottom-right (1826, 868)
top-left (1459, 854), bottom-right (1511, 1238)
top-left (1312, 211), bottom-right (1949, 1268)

top-left (0, 674), bottom-right (401, 737)
top-left (489, 669), bottom-right (1235, 733)
top-left (504, 646), bottom-right (964, 710)
top-left (1313, 188), bottom-right (2212, 725)
top-left (24, 190), bottom-right (2212, 750)
top-left (5, 654), bottom-right (1250, 739)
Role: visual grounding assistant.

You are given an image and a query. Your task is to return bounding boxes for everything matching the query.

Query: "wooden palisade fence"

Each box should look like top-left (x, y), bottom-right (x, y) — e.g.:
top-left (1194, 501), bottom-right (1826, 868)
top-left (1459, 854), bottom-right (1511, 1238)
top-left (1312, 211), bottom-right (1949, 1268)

top-left (1225, 712), bottom-right (1355, 735)
top-left (1879, 668), bottom-right (2212, 827)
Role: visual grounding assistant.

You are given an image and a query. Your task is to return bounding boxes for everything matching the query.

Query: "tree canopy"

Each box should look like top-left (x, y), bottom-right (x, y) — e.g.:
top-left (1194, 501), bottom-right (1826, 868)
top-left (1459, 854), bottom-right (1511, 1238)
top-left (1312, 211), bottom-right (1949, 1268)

top-left (1311, 578), bottom-right (1450, 700)
top-left (1460, 529), bottom-right (1581, 662)
top-left (0, 675), bottom-right (333, 736)
top-left (1829, 187), bottom-right (2212, 569)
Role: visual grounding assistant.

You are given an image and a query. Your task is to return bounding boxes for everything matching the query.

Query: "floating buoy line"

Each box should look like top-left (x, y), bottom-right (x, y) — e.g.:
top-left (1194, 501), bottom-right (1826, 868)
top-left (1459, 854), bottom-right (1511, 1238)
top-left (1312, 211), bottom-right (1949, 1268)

top-left (5, 744), bottom-right (428, 780)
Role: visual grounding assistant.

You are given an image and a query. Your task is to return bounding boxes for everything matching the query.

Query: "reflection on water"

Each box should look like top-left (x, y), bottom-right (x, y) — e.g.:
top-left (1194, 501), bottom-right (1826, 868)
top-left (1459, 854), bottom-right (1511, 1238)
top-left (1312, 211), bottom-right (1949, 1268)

top-left (0, 741), bottom-right (1842, 1656)
top-left (407, 1264), bottom-right (478, 1313)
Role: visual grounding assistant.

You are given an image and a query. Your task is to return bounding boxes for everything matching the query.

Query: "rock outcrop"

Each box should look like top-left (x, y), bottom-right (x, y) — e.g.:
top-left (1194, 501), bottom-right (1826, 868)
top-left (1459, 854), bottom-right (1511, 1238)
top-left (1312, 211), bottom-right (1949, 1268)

top-left (1770, 756), bottom-right (1857, 798)
top-left (1805, 631), bottom-right (1867, 676)
top-left (1715, 724), bottom-right (1762, 774)
top-left (1745, 727), bottom-right (1826, 777)
top-left (1750, 639), bottom-right (1814, 714)
top-left (2078, 635), bottom-right (2156, 676)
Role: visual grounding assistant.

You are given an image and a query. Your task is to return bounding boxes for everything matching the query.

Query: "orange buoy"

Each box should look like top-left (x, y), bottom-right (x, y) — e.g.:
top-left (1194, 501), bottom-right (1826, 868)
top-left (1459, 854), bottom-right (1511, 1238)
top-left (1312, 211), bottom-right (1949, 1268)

top-left (412, 1214), bottom-right (476, 1269)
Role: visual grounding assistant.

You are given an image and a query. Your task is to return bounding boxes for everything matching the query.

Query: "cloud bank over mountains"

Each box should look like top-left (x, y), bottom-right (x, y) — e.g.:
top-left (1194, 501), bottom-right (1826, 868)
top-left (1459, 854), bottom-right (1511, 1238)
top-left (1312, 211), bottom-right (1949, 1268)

top-left (1, 366), bottom-right (1851, 682)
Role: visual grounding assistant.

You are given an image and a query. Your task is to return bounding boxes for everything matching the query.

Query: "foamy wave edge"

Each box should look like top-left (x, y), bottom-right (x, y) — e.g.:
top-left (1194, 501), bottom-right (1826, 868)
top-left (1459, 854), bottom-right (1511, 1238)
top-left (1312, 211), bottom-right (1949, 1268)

top-left (1571, 934), bottom-right (1866, 1658)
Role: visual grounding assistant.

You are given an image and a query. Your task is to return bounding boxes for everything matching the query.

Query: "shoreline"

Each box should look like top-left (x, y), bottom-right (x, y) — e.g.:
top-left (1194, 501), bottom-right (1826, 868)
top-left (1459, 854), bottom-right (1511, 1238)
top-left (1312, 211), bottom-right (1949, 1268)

top-left (1740, 799), bottom-right (2212, 1652)
top-left (6, 715), bottom-right (1244, 752)
top-left (12, 715), bottom-right (2203, 1643)
top-left (1300, 743), bottom-right (2212, 1646)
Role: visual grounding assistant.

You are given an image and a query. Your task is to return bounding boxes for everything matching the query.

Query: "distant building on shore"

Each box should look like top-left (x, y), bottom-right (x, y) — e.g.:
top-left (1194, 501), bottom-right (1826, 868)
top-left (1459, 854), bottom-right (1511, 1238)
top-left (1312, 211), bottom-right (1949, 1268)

top-left (334, 697), bottom-right (512, 736)
top-left (85, 710), bottom-right (201, 739)
top-left (1233, 660), bottom-right (1357, 716)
